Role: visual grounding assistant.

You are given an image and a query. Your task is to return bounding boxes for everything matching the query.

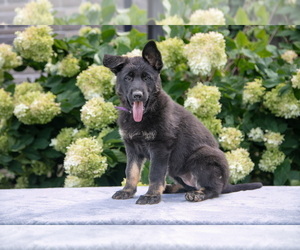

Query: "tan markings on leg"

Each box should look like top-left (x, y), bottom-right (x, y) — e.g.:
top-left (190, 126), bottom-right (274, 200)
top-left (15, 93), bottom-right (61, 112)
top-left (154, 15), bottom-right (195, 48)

top-left (146, 182), bottom-right (165, 196)
top-left (164, 184), bottom-right (185, 193)
top-left (195, 187), bottom-right (205, 194)
top-left (123, 161), bottom-right (141, 192)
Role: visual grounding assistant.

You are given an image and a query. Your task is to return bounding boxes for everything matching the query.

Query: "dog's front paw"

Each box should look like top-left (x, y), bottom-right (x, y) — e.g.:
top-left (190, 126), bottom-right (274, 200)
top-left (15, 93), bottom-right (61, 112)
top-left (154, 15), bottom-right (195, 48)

top-left (112, 190), bottom-right (134, 200)
top-left (136, 195), bottom-right (161, 205)
top-left (185, 190), bottom-right (205, 202)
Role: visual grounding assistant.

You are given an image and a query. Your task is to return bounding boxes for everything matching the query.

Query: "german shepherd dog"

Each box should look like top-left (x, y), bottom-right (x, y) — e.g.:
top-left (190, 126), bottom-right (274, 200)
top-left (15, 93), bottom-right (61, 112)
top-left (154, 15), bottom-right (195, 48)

top-left (103, 41), bottom-right (262, 205)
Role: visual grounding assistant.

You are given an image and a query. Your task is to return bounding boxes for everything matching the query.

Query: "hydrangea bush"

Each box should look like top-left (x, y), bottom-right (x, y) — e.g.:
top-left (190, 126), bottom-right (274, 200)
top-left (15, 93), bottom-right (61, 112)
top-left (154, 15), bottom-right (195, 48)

top-left (10, 0), bottom-right (300, 25)
top-left (0, 25), bottom-right (299, 189)
top-left (80, 97), bottom-right (118, 130)
top-left (13, 81), bottom-right (61, 125)
top-left (183, 32), bottom-right (227, 76)
top-left (64, 137), bottom-right (107, 179)
top-left (159, 0), bottom-right (300, 25)
top-left (14, 25), bottom-right (54, 63)
top-left (0, 44), bottom-right (22, 70)
top-left (189, 8), bottom-right (226, 25)
top-left (0, 89), bottom-right (14, 120)
top-left (76, 65), bottom-right (115, 100)
top-left (225, 148), bottom-right (254, 184)
top-left (13, 0), bottom-right (54, 25)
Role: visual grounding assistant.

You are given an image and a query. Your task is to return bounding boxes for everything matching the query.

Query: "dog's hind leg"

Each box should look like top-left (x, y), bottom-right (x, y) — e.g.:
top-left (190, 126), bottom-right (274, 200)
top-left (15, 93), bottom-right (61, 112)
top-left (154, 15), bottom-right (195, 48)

top-left (180, 145), bottom-right (229, 202)
top-left (163, 183), bottom-right (186, 194)
top-left (185, 187), bottom-right (220, 202)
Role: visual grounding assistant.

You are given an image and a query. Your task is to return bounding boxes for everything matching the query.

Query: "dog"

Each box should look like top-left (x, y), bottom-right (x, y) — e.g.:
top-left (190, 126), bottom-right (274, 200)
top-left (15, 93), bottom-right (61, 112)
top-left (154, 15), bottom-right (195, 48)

top-left (103, 41), bottom-right (262, 205)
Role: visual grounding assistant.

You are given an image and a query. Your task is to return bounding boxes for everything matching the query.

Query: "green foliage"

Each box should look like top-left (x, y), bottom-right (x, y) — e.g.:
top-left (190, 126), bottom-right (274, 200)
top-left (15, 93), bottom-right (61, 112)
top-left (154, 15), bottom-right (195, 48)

top-left (160, 0), bottom-right (300, 25)
top-left (0, 25), bottom-right (300, 189)
top-left (54, 0), bottom-right (147, 25)
top-left (11, 0), bottom-right (300, 25)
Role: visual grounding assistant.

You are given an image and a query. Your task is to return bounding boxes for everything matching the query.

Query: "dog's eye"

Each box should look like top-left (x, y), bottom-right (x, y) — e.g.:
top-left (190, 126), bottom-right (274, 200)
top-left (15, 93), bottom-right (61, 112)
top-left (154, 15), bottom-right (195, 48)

top-left (142, 73), bottom-right (151, 81)
top-left (125, 72), bottom-right (134, 81)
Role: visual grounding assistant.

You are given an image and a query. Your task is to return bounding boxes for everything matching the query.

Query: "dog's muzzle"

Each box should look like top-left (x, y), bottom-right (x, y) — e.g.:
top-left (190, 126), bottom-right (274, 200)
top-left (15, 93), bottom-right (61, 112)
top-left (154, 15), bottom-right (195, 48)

top-left (132, 90), bottom-right (143, 101)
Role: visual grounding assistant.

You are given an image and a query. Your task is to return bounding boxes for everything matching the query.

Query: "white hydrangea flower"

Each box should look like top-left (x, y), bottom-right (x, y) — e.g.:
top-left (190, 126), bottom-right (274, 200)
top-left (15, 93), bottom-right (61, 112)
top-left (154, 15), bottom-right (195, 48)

top-left (76, 65), bottom-right (115, 100)
top-left (263, 131), bottom-right (284, 149)
top-left (14, 91), bottom-right (61, 125)
top-left (291, 69), bottom-right (300, 89)
top-left (184, 82), bottom-right (221, 118)
top-left (124, 49), bottom-right (142, 58)
top-left (13, 103), bottom-right (29, 118)
top-left (13, 0), bottom-right (54, 25)
top-left (156, 15), bottom-right (185, 25)
top-left (0, 89), bottom-right (14, 120)
top-left (157, 37), bottom-right (186, 69)
top-left (0, 43), bottom-right (22, 70)
top-left (248, 127), bottom-right (264, 142)
top-left (0, 56), bottom-right (4, 69)
top-left (49, 138), bottom-right (57, 147)
top-left (72, 129), bottom-right (79, 136)
top-left (281, 50), bottom-right (298, 64)
top-left (64, 137), bottom-right (107, 179)
top-left (184, 32), bottom-right (227, 76)
top-left (57, 54), bottom-right (80, 78)
top-left (201, 117), bottom-right (222, 136)
top-left (79, 27), bottom-right (101, 37)
top-left (189, 8), bottom-right (226, 25)
top-left (225, 148), bottom-right (255, 184)
top-left (184, 97), bottom-right (200, 111)
top-left (45, 61), bottom-right (58, 75)
top-left (64, 175), bottom-right (94, 188)
top-left (79, 2), bottom-right (101, 14)
top-left (243, 79), bottom-right (266, 105)
top-left (264, 83), bottom-right (300, 119)
top-left (258, 148), bottom-right (285, 173)
top-left (51, 127), bottom-right (89, 154)
top-left (14, 25), bottom-right (54, 62)
top-left (80, 97), bottom-right (117, 130)
top-left (64, 154), bottom-right (82, 168)
top-left (219, 127), bottom-right (244, 151)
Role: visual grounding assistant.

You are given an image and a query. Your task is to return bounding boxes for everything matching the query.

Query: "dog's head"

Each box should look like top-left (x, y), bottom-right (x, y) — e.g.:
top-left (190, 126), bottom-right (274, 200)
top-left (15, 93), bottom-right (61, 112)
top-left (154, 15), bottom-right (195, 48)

top-left (103, 41), bottom-right (163, 122)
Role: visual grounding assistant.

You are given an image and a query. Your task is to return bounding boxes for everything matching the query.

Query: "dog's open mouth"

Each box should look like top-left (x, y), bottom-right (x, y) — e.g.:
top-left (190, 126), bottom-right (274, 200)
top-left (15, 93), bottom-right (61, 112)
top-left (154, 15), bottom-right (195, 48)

top-left (132, 101), bottom-right (144, 122)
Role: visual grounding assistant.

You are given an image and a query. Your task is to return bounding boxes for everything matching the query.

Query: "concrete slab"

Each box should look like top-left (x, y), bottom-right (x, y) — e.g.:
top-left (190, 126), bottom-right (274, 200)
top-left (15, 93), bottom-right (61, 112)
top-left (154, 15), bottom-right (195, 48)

top-left (0, 186), bottom-right (299, 225)
top-left (0, 225), bottom-right (300, 250)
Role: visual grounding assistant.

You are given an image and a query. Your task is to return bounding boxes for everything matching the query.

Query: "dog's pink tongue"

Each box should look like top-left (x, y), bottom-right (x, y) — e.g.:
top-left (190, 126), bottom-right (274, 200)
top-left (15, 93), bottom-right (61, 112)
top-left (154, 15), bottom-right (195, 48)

top-left (133, 101), bottom-right (143, 122)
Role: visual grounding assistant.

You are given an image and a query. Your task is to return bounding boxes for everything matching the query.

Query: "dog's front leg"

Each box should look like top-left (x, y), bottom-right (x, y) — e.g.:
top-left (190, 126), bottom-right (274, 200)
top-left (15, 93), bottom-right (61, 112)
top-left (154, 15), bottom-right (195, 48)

top-left (112, 143), bottom-right (144, 200)
top-left (136, 145), bottom-right (169, 205)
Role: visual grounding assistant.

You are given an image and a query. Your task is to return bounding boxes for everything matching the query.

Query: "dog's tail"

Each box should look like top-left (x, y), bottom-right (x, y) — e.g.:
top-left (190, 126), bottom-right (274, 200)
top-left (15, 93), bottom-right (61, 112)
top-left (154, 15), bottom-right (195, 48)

top-left (222, 182), bottom-right (263, 194)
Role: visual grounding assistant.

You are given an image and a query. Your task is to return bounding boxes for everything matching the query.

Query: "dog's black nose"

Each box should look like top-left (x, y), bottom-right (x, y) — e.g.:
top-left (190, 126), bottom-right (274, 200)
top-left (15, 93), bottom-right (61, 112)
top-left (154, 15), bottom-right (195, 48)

top-left (132, 90), bottom-right (143, 101)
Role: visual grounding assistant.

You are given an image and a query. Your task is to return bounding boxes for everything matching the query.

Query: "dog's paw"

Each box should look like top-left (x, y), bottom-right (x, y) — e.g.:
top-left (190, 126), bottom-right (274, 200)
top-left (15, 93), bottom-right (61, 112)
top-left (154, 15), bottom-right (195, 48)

top-left (185, 190), bottom-right (205, 202)
top-left (136, 195), bottom-right (161, 205)
top-left (112, 190), bottom-right (134, 200)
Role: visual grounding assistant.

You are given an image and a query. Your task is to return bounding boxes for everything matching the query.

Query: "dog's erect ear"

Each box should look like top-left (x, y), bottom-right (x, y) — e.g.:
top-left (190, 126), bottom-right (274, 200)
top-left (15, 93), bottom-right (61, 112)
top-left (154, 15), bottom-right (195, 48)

top-left (142, 41), bottom-right (163, 72)
top-left (103, 55), bottom-right (127, 74)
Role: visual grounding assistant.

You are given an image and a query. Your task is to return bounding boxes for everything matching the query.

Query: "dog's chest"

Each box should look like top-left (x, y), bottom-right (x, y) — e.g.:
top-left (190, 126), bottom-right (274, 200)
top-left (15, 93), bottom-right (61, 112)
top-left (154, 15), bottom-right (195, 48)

top-left (119, 128), bottom-right (157, 141)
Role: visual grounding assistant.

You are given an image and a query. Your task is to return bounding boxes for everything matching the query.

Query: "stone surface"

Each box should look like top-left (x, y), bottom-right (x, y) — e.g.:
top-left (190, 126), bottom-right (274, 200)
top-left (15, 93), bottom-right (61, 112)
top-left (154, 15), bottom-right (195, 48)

top-left (0, 186), bottom-right (299, 225)
top-left (0, 225), bottom-right (299, 250)
top-left (0, 186), bottom-right (299, 249)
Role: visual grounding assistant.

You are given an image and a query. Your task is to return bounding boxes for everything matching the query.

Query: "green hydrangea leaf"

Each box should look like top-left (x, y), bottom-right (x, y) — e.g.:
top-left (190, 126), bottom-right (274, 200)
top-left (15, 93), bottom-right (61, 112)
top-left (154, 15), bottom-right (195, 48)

top-left (274, 159), bottom-right (291, 185)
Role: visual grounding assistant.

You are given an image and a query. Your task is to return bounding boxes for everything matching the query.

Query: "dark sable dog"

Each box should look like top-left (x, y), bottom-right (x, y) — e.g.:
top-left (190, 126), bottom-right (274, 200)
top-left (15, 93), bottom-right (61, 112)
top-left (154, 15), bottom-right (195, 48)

top-left (103, 41), bottom-right (262, 205)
